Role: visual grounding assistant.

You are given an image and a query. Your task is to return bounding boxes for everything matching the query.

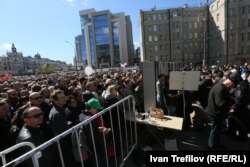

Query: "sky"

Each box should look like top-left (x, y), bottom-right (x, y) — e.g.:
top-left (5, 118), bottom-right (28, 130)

top-left (0, 0), bottom-right (208, 64)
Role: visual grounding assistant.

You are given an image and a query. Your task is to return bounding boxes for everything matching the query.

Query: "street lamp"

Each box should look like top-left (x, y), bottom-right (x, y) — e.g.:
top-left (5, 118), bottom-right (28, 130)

top-left (65, 40), bottom-right (78, 75)
top-left (203, 17), bottom-right (206, 67)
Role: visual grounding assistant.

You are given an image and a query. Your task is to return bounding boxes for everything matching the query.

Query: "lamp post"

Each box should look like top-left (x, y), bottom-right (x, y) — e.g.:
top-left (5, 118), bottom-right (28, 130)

top-left (65, 40), bottom-right (78, 75)
top-left (202, 17), bottom-right (206, 67)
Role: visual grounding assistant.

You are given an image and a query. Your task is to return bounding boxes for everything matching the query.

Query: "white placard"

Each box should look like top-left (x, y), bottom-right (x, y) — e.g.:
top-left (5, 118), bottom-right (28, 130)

top-left (169, 71), bottom-right (200, 91)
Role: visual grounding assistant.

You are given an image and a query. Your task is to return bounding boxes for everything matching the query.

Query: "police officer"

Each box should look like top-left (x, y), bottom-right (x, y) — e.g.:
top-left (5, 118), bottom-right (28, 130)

top-left (229, 70), bottom-right (250, 142)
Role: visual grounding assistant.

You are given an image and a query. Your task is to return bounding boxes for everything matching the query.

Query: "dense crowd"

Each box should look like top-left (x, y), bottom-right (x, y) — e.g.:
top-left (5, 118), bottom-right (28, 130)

top-left (1, 63), bottom-right (250, 166)
top-left (0, 69), bottom-right (143, 167)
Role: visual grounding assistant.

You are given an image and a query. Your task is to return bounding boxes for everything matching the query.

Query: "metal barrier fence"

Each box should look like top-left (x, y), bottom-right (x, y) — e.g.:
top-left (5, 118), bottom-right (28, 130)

top-left (0, 95), bottom-right (137, 167)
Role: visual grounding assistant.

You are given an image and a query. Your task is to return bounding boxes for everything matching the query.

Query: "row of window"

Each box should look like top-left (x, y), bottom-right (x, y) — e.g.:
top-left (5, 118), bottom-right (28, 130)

top-left (147, 24), bottom-right (168, 32)
top-left (146, 21), bottom-right (204, 33)
top-left (148, 32), bottom-right (204, 42)
top-left (242, 6), bottom-right (250, 15)
top-left (210, 0), bottom-right (221, 12)
top-left (147, 45), bottom-right (168, 52)
top-left (148, 35), bottom-right (168, 42)
top-left (241, 32), bottom-right (250, 41)
top-left (184, 54), bottom-right (203, 60)
top-left (240, 46), bottom-right (250, 54)
top-left (147, 41), bottom-right (204, 52)
top-left (145, 11), bottom-right (204, 21)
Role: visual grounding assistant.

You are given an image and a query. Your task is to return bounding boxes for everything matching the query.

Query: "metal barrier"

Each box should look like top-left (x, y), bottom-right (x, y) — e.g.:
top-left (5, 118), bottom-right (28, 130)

top-left (0, 95), bottom-right (137, 167)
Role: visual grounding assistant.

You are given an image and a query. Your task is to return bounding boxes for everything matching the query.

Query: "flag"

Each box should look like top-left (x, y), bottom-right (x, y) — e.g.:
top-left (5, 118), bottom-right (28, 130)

top-left (5, 73), bottom-right (13, 79)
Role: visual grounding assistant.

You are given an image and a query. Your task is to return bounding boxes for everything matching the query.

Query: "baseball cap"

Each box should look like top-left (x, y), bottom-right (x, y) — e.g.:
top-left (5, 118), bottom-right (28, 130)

top-left (87, 98), bottom-right (103, 110)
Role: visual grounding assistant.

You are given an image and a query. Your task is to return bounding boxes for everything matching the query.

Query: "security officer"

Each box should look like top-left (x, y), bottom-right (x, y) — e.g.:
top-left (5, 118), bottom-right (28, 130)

top-left (229, 70), bottom-right (250, 142)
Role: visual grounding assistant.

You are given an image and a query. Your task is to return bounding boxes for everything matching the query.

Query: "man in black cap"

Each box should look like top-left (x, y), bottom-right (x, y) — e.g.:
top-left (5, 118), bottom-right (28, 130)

top-left (206, 73), bottom-right (240, 150)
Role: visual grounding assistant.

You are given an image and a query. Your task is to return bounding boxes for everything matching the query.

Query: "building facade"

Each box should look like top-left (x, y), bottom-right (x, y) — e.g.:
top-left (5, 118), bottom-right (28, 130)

top-left (0, 44), bottom-right (67, 75)
top-left (139, 0), bottom-right (250, 66)
top-left (76, 9), bottom-right (134, 68)
top-left (208, 0), bottom-right (250, 65)
top-left (139, 5), bottom-right (207, 68)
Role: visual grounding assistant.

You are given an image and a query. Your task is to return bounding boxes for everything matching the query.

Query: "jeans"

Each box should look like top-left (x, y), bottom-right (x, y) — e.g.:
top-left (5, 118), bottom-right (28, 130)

top-left (208, 116), bottom-right (224, 149)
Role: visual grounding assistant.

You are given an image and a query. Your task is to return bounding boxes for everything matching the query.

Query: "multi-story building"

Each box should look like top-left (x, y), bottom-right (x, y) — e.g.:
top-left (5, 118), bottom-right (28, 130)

top-left (0, 44), bottom-right (67, 75)
top-left (139, 5), bottom-right (207, 68)
top-left (76, 9), bottom-right (134, 68)
top-left (140, 0), bottom-right (250, 66)
top-left (208, 0), bottom-right (250, 65)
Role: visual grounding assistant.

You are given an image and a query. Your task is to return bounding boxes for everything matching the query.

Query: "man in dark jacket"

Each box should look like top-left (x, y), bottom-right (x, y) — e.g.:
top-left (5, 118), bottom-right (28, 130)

top-left (49, 90), bottom-right (76, 167)
top-left (229, 78), bottom-right (250, 141)
top-left (0, 101), bottom-right (11, 151)
top-left (206, 73), bottom-right (240, 150)
top-left (16, 107), bottom-right (54, 167)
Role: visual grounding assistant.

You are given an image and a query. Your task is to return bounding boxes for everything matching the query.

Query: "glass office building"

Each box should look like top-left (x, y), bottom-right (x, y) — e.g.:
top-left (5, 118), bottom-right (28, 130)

top-left (76, 9), bottom-right (134, 68)
top-left (93, 15), bottom-right (111, 66)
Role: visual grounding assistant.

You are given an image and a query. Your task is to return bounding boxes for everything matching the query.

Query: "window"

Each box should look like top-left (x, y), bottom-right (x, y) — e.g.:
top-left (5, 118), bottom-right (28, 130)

top-left (154, 35), bottom-right (158, 41)
top-left (148, 25), bottom-right (152, 32)
top-left (158, 14), bottom-right (162, 20)
top-left (153, 14), bottom-right (157, 20)
top-left (176, 22), bottom-right (179, 28)
top-left (248, 19), bottom-right (250, 27)
top-left (189, 33), bottom-right (193, 39)
top-left (149, 35), bottom-right (152, 42)
top-left (229, 22), bottom-right (233, 30)
top-left (176, 45), bottom-right (180, 50)
top-left (159, 35), bottom-right (162, 41)
top-left (147, 15), bottom-right (151, 21)
top-left (241, 20), bottom-right (245, 28)
top-left (217, 1), bottom-right (220, 9)
top-left (211, 5), bottom-right (214, 12)
top-left (229, 35), bottom-right (233, 41)
top-left (242, 33), bottom-right (244, 41)
top-left (242, 46), bottom-right (244, 54)
top-left (155, 45), bottom-right (158, 51)
top-left (184, 33), bottom-right (187, 39)
top-left (247, 46), bottom-right (250, 54)
top-left (184, 54), bottom-right (188, 60)
top-left (163, 14), bottom-right (167, 20)
top-left (173, 12), bottom-right (178, 17)
top-left (194, 22), bottom-right (198, 28)
top-left (165, 45), bottom-right (168, 50)
top-left (149, 46), bottom-right (153, 52)
top-left (248, 32), bottom-right (250, 41)
top-left (189, 23), bottom-right (192, 29)
top-left (216, 14), bottom-right (220, 22)
top-left (172, 22), bottom-right (175, 28)
top-left (184, 22), bottom-right (188, 28)
top-left (160, 45), bottom-right (163, 51)
top-left (229, 48), bottom-right (232, 55)
top-left (248, 5), bottom-right (250, 13)
top-left (243, 6), bottom-right (245, 14)
top-left (153, 25), bottom-right (157, 31)
top-left (229, 9), bottom-right (233, 16)
top-left (165, 35), bottom-right (168, 41)
top-left (195, 33), bottom-right (198, 39)
top-left (176, 32), bottom-right (179, 39)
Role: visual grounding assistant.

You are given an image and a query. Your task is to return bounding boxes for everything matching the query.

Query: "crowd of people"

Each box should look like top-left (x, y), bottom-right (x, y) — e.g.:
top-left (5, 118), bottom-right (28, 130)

top-left (0, 69), bottom-right (143, 167)
top-left (1, 63), bottom-right (250, 166)
top-left (156, 63), bottom-right (250, 150)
